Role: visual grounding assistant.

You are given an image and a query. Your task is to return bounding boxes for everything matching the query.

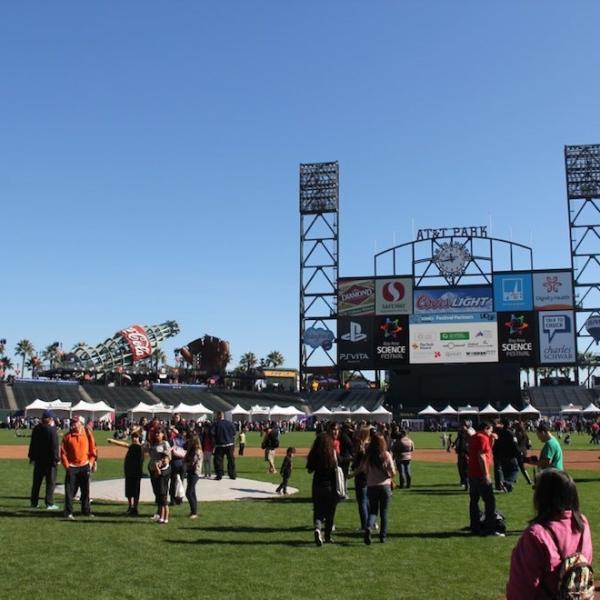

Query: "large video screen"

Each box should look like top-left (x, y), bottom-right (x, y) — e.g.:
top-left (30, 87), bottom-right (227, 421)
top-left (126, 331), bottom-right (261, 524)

top-left (409, 313), bottom-right (498, 364)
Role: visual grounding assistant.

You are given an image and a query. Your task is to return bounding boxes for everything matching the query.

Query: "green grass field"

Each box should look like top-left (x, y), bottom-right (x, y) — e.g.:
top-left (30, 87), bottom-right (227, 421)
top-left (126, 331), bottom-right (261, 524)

top-left (1, 449), bottom-right (600, 599)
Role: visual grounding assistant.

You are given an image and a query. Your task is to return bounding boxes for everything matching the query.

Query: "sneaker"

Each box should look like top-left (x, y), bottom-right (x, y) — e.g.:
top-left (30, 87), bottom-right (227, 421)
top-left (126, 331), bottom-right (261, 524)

top-left (65, 514), bottom-right (75, 521)
top-left (364, 529), bottom-right (372, 545)
top-left (46, 504), bottom-right (60, 511)
top-left (189, 514), bottom-right (198, 520)
top-left (158, 518), bottom-right (165, 524)
top-left (151, 514), bottom-right (161, 522)
top-left (159, 519), bottom-right (169, 525)
top-left (324, 537), bottom-right (334, 544)
top-left (30, 503), bottom-right (39, 509)
top-left (314, 528), bottom-right (323, 547)
top-left (491, 531), bottom-right (506, 537)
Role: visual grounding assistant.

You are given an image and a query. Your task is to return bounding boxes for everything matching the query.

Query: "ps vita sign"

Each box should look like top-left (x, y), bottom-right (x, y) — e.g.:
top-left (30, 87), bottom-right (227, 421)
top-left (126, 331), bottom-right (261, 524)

top-left (416, 225), bottom-right (488, 241)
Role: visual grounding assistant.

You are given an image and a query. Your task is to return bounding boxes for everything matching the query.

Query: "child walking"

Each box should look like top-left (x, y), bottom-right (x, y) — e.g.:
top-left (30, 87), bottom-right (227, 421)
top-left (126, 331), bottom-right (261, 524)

top-left (276, 447), bottom-right (295, 495)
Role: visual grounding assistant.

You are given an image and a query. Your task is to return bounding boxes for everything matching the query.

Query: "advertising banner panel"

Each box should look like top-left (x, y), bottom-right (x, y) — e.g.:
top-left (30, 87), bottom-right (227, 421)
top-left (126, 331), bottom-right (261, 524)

top-left (338, 278), bottom-right (375, 316)
top-left (497, 311), bottom-right (536, 365)
top-left (409, 313), bottom-right (498, 364)
top-left (337, 316), bottom-right (375, 368)
top-left (374, 315), bottom-right (409, 367)
top-left (493, 273), bottom-right (533, 311)
top-left (533, 271), bottom-right (574, 311)
top-left (375, 278), bottom-right (413, 315)
top-left (413, 287), bottom-right (493, 314)
top-left (538, 311), bottom-right (576, 364)
top-left (118, 325), bottom-right (152, 362)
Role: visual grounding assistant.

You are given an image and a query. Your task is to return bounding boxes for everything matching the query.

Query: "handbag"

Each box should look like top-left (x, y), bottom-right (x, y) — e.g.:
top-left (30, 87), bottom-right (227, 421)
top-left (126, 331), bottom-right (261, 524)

top-left (174, 474), bottom-right (185, 500)
top-left (334, 455), bottom-right (347, 499)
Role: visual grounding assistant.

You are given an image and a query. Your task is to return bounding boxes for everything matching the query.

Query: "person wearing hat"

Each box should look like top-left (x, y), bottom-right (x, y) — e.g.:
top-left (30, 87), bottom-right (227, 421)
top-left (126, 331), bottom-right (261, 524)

top-left (530, 422), bottom-right (564, 471)
top-left (28, 409), bottom-right (60, 510)
top-left (60, 415), bottom-right (97, 519)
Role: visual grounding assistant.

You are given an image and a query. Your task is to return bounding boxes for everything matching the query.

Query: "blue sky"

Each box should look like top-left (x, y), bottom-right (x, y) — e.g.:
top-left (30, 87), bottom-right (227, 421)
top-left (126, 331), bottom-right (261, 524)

top-left (2, 1), bottom-right (599, 371)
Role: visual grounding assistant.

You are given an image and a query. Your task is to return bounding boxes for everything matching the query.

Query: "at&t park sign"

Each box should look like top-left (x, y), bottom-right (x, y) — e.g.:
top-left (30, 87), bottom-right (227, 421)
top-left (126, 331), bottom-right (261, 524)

top-left (416, 225), bottom-right (488, 241)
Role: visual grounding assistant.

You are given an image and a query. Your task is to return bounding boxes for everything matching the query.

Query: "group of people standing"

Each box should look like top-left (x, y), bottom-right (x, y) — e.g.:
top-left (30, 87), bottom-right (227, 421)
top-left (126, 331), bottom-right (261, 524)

top-left (306, 422), bottom-right (413, 546)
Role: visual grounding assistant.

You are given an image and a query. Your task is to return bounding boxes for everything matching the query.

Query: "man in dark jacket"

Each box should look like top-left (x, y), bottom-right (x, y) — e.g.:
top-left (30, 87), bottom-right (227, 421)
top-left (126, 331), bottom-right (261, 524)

top-left (28, 410), bottom-right (60, 509)
top-left (493, 419), bottom-right (520, 492)
top-left (212, 411), bottom-right (236, 480)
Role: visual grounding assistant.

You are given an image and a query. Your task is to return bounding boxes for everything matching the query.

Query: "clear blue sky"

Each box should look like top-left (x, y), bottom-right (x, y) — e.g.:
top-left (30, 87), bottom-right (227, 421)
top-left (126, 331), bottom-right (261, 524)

top-left (2, 1), bottom-right (599, 371)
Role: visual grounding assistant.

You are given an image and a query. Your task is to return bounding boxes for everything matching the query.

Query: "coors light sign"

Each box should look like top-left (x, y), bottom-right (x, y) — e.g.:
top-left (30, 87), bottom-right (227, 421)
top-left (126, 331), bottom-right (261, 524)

top-left (71, 320), bottom-right (179, 371)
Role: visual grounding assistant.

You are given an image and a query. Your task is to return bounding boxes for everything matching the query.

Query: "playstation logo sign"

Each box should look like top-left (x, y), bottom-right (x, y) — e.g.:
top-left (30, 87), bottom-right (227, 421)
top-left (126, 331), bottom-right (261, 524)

top-left (341, 321), bottom-right (367, 342)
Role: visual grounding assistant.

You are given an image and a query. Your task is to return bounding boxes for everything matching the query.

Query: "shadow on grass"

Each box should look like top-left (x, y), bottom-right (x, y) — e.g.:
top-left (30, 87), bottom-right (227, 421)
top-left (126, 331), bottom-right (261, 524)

top-left (164, 538), bottom-right (351, 547)
top-left (406, 489), bottom-right (467, 496)
top-left (572, 477), bottom-right (600, 483)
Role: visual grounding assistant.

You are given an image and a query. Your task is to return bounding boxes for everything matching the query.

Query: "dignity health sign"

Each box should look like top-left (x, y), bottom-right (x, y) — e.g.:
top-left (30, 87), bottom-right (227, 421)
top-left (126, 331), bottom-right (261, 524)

top-left (533, 271), bottom-right (574, 311)
top-left (413, 287), bottom-right (493, 314)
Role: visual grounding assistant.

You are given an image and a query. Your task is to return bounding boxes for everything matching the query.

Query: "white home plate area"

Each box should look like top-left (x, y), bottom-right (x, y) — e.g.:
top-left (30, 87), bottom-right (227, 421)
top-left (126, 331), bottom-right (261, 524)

top-left (56, 477), bottom-right (298, 503)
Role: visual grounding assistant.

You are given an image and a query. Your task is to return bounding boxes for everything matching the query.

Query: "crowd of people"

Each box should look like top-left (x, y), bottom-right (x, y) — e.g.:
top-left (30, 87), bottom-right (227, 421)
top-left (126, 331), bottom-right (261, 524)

top-left (25, 410), bottom-right (596, 597)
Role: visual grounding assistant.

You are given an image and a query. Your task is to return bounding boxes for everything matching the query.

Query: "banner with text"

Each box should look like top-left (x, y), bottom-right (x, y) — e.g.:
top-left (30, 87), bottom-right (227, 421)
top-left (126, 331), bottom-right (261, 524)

top-left (338, 278), bottom-right (375, 316)
top-left (493, 273), bottom-right (533, 311)
top-left (413, 287), bottom-right (493, 314)
top-left (537, 310), bottom-right (576, 364)
top-left (118, 325), bottom-right (152, 362)
top-left (374, 315), bottom-right (410, 367)
top-left (375, 277), bottom-right (413, 315)
top-left (497, 311), bottom-right (536, 365)
top-left (409, 313), bottom-right (498, 364)
top-left (337, 316), bottom-right (375, 369)
top-left (533, 271), bottom-right (574, 311)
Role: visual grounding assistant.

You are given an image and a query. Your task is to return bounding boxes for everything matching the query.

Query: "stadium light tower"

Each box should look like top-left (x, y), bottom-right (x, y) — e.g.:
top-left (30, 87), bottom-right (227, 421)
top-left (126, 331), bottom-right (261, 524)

top-left (299, 161), bottom-right (339, 390)
top-left (565, 144), bottom-right (600, 385)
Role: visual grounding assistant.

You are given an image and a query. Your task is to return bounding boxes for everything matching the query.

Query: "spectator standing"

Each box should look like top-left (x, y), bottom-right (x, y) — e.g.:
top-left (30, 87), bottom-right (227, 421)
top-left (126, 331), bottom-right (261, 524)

top-left (393, 429), bottom-right (415, 489)
top-left (531, 422), bottom-right (564, 471)
top-left (28, 409), bottom-right (60, 510)
top-left (184, 434), bottom-right (202, 519)
top-left (506, 469), bottom-right (594, 599)
top-left (200, 422), bottom-right (214, 478)
top-left (212, 411), bottom-right (236, 480)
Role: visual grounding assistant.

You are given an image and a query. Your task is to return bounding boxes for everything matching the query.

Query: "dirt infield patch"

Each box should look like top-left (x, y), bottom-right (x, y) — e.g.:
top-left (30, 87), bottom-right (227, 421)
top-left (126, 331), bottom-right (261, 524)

top-left (3, 445), bottom-right (600, 471)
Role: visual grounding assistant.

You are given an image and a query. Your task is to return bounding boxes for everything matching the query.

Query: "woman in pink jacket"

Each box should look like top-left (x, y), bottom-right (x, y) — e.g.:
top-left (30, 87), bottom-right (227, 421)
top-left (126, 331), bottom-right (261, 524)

top-left (506, 468), bottom-right (593, 599)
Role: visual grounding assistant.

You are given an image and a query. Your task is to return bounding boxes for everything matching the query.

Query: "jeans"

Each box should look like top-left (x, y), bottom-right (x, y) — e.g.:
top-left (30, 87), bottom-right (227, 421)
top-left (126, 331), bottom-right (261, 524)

top-left (31, 462), bottom-right (57, 507)
top-left (312, 483), bottom-right (338, 540)
top-left (186, 472), bottom-right (200, 515)
top-left (202, 451), bottom-right (212, 477)
top-left (397, 460), bottom-right (412, 488)
top-left (500, 458), bottom-right (519, 491)
top-left (355, 480), bottom-right (375, 530)
top-left (65, 465), bottom-right (91, 516)
top-left (367, 485), bottom-right (392, 540)
top-left (468, 477), bottom-right (496, 533)
top-left (214, 445), bottom-right (236, 479)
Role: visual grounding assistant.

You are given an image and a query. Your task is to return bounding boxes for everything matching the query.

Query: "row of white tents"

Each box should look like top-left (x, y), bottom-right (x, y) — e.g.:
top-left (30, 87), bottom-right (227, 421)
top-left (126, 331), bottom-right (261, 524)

top-left (418, 402), bottom-right (600, 417)
top-left (23, 399), bottom-right (393, 422)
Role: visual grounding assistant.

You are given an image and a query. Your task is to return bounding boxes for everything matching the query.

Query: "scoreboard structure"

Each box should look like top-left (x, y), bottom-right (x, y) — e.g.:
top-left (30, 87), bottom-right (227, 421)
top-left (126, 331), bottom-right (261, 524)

top-left (337, 231), bottom-right (576, 408)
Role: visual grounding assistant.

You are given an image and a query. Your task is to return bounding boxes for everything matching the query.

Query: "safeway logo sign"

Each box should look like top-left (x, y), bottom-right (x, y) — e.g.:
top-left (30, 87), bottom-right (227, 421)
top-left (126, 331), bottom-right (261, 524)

top-left (376, 278), bottom-right (413, 315)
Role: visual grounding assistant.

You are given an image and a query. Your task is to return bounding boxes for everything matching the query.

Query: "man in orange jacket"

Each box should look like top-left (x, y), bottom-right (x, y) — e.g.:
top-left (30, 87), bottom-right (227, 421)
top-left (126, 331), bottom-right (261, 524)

top-left (61, 415), bottom-right (96, 519)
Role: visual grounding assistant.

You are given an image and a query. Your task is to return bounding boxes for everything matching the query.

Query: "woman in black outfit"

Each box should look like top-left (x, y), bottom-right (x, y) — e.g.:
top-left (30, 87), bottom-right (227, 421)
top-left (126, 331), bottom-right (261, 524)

top-left (306, 433), bottom-right (339, 546)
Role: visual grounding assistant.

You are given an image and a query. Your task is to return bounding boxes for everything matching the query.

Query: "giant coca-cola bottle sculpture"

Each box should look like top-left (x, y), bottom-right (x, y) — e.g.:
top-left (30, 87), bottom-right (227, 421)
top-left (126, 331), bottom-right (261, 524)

top-left (70, 320), bottom-right (180, 371)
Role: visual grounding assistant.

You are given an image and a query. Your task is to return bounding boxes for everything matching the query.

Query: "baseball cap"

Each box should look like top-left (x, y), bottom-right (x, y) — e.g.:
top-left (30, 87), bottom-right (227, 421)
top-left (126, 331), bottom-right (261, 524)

top-left (42, 410), bottom-right (56, 419)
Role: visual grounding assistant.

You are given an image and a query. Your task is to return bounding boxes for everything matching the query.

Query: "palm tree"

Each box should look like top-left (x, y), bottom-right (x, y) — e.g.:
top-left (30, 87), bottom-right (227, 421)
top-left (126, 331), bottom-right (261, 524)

top-left (26, 355), bottom-right (42, 378)
top-left (42, 343), bottom-right (62, 369)
top-left (239, 352), bottom-right (258, 373)
top-left (265, 351), bottom-right (284, 368)
top-left (15, 339), bottom-right (35, 377)
top-left (152, 348), bottom-right (167, 371)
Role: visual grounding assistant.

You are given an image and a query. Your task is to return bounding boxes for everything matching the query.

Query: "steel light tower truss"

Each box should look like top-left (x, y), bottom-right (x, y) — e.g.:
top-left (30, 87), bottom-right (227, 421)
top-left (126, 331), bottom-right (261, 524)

top-left (565, 144), bottom-right (600, 386)
top-left (299, 162), bottom-right (339, 388)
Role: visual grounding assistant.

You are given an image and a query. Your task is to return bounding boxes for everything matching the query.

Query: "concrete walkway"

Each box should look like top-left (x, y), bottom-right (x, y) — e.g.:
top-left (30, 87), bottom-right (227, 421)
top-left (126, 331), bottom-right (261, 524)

top-left (56, 476), bottom-right (298, 503)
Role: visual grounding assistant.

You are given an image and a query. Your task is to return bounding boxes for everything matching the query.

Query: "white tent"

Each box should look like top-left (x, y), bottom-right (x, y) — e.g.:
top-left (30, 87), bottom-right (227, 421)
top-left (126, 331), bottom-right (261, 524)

top-left (130, 402), bottom-right (172, 417)
top-left (458, 405), bottom-right (479, 415)
top-left (25, 399), bottom-right (72, 417)
top-left (418, 405), bottom-right (439, 416)
top-left (560, 403), bottom-right (581, 415)
top-left (479, 403), bottom-right (499, 416)
top-left (269, 405), bottom-right (305, 420)
top-left (582, 402), bottom-right (600, 415)
top-left (311, 406), bottom-right (332, 417)
top-left (352, 406), bottom-right (373, 416)
top-left (438, 405), bottom-right (458, 416)
top-left (250, 405), bottom-right (270, 420)
top-left (172, 402), bottom-right (211, 419)
top-left (370, 405), bottom-right (393, 422)
top-left (330, 406), bottom-right (352, 419)
top-left (268, 405), bottom-right (287, 417)
top-left (520, 404), bottom-right (541, 416)
top-left (230, 404), bottom-right (250, 419)
top-left (500, 404), bottom-right (520, 415)
top-left (71, 400), bottom-right (115, 422)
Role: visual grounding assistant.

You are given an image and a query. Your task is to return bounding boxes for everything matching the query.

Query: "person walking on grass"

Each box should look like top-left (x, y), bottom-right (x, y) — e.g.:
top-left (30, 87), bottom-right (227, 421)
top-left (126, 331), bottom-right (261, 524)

top-left (467, 420), bottom-right (503, 536)
top-left (351, 426), bottom-right (375, 532)
top-left (506, 469), bottom-right (594, 599)
top-left (184, 434), bottom-right (202, 519)
top-left (306, 433), bottom-right (339, 546)
top-left (392, 429), bottom-right (414, 489)
top-left (212, 411), bottom-right (236, 480)
top-left (28, 409), bottom-right (60, 510)
top-left (262, 425), bottom-right (279, 474)
top-left (276, 447), bottom-right (295, 495)
top-left (357, 433), bottom-right (396, 544)
top-left (60, 415), bottom-right (96, 520)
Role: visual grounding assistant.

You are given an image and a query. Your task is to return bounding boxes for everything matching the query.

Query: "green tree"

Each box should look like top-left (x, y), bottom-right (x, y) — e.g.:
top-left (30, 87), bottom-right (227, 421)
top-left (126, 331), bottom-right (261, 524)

top-left (26, 355), bottom-right (42, 378)
top-left (239, 352), bottom-right (258, 373)
top-left (265, 351), bottom-right (284, 368)
top-left (152, 348), bottom-right (167, 371)
top-left (42, 343), bottom-right (62, 369)
top-left (15, 339), bottom-right (35, 377)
